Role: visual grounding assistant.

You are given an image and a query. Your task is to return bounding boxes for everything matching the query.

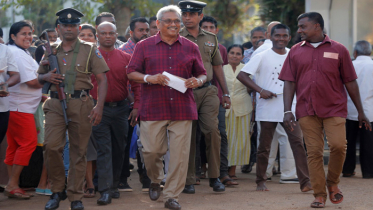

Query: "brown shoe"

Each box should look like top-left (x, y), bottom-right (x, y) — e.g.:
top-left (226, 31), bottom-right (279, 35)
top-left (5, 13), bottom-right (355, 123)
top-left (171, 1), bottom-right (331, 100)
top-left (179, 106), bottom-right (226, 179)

top-left (149, 183), bottom-right (161, 201)
top-left (165, 198), bottom-right (181, 210)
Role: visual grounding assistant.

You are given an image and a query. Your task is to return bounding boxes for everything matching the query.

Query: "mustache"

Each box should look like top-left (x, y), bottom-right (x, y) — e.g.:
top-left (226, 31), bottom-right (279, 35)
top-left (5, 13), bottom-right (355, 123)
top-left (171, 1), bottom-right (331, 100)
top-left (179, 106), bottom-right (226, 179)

top-left (167, 26), bottom-right (178, 30)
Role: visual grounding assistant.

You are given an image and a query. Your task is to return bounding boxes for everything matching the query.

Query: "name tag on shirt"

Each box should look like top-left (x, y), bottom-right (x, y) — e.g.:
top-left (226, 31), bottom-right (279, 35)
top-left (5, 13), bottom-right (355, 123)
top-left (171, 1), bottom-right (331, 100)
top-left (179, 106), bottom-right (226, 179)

top-left (324, 52), bottom-right (338, 60)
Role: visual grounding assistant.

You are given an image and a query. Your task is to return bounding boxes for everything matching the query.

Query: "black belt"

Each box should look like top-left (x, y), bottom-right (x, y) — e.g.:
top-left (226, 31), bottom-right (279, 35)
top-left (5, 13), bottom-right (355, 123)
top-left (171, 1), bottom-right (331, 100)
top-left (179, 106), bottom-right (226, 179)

top-left (196, 81), bottom-right (211, 89)
top-left (103, 99), bottom-right (127, 107)
top-left (50, 90), bottom-right (90, 99)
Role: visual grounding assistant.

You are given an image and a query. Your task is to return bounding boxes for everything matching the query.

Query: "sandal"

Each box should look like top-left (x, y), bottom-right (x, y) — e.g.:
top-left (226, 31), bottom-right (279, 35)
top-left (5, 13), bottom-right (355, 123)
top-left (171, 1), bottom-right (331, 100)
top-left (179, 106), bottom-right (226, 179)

top-left (327, 185), bottom-right (343, 204)
top-left (310, 197), bottom-right (325, 208)
top-left (4, 188), bottom-right (31, 199)
top-left (342, 172), bottom-right (355, 177)
top-left (229, 175), bottom-right (238, 180)
top-left (221, 176), bottom-right (238, 186)
top-left (84, 188), bottom-right (96, 198)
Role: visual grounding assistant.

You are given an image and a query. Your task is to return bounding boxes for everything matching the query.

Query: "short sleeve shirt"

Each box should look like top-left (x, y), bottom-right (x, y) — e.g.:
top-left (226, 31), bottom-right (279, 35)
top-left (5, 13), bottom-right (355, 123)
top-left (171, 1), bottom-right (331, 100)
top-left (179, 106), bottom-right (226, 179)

top-left (127, 33), bottom-right (206, 121)
top-left (278, 35), bottom-right (357, 119)
top-left (179, 28), bottom-right (223, 82)
top-left (38, 40), bottom-right (109, 91)
top-left (0, 44), bottom-right (19, 112)
top-left (8, 45), bottom-right (42, 114)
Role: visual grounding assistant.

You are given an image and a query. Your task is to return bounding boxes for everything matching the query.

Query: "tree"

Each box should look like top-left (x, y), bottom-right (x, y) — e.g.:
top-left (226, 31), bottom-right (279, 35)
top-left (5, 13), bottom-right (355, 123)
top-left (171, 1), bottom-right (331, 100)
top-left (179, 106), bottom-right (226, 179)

top-left (259, 0), bottom-right (305, 45)
top-left (0, 0), bottom-right (64, 35)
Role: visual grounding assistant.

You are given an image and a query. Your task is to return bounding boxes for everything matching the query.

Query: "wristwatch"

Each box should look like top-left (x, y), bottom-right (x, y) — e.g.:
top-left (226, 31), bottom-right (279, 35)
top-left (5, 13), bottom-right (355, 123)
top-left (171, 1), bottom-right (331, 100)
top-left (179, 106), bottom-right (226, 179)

top-left (223, 94), bottom-right (230, 98)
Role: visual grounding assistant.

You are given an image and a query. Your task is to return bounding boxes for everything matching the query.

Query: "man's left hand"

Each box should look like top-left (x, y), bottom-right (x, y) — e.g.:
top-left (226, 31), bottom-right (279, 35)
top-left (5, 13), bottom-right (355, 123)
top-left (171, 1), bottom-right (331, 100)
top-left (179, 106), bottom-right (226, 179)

top-left (185, 77), bottom-right (201, 89)
top-left (128, 108), bottom-right (138, 127)
top-left (358, 113), bottom-right (372, 131)
top-left (89, 105), bottom-right (103, 126)
top-left (223, 96), bottom-right (231, 109)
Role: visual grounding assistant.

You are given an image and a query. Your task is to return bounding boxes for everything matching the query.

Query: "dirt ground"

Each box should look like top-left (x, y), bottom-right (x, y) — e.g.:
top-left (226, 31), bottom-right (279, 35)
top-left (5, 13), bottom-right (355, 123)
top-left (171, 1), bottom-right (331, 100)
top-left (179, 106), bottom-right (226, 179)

top-left (0, 164), bottom-right (372, 210)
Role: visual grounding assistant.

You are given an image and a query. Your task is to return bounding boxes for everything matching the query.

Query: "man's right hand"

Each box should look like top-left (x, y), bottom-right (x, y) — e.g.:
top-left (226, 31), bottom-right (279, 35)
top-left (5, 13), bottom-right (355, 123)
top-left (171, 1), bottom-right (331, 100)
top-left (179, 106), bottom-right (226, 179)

top-left (43, 68), bottom-right (64, 84)
top-left (147, 74), bottom-right (170, 86)
top-left (259, 89), bottom-right (277, 99)
top-left (283, 112), bottom-right (296, 132)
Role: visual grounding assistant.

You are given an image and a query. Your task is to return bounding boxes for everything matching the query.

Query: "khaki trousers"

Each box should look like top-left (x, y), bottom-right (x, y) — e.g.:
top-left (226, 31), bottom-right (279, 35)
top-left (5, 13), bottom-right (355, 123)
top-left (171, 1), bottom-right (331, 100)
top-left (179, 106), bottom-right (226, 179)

top-left (299, 116), bottom-right (347, 199)
top-left (186, 86), bottom-right (221, 185)
top-left (141, 120), bottom-right (192, 202)
top-left (43, 97), bottom-right (93, 201)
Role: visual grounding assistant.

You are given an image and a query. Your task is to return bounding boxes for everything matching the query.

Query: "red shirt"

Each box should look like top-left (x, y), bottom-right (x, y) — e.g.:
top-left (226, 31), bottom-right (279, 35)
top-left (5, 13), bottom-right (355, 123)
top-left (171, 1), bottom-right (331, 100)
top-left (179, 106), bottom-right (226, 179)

top-left (211, 44), bottom-right (229, 105)
top-left (127, 33), bottom-right (207, 121)
top-left (279, 35), bottom-right (357, 119)
top-left (91, 47), bottom-right (140, 108)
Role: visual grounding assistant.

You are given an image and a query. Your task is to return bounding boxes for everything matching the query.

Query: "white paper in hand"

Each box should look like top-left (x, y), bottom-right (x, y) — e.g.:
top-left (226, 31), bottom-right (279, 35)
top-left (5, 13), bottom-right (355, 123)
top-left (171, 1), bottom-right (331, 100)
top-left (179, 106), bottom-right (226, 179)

top-left (162, 71), bottom-right (187, 93)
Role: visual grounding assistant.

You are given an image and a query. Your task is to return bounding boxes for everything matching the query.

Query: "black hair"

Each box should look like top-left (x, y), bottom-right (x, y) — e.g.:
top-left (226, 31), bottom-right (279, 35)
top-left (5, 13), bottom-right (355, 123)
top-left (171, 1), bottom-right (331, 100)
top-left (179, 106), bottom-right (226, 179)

top-left (129, 17), bottom-right (149, 32)
top-left (117, 35), bottom-right (127, 43)
top-left (8, 20), bottom-right (33, 45)
top-left (227, 44), bottom-right (244, 55)
top-left (270, 24), bottom-right (291, 36)
top-left (149, 16), bottom-right (157, 24)
top-left (39, 28), bottom-right (57, 40)
top-left (95, 12), bottom-right (115, 26)
top-left (0, 27), bottom-right (3, 38)
top-left (242, 41), bottom-right (252, 49)
top-left (297, 12), bottom-right (324, 30)
top-left (199, 16), bottom-right (217, 28)
top-left (257, 38), bottom-right (266, 46)
top-left (250, 26), bottom-right (266, 37)
top-left (80, 24), bottom-right (97, 40)
top-left (55, 18), bottom-right (59, 28)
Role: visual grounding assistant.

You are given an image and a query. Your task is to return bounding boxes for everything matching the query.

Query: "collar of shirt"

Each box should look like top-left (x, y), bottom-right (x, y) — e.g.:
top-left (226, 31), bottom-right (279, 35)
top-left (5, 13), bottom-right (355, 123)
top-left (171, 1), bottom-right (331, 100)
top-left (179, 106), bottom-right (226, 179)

top-left (98, 46), bottom-right (115, 58)
top-left (56, 39), bottom-right (79, 53)
top-left (119, 38), bottom-right (136, 54)
top-left (355, 55), bottom-right (372, 61)
top-left (154, 33), bottom-right (184, 45)
top-left (179, 27), bottom-right (206, 38)
top-left (300, 34), bottom-right (332, 48)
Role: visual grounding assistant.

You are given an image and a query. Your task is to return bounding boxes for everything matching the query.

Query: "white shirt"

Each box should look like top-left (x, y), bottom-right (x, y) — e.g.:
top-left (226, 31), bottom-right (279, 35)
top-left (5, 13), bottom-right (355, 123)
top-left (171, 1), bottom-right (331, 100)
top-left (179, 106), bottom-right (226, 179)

top-left (241, 48), bottom-right (295, 122)
top-left (0, 44), bottom-right (19, 112)
top-left (251, 39), bottom-right (273, 59)
top-left (347, 55), bottom-right (373, 122)
top-left (8, 45), bottom-right (41, 114)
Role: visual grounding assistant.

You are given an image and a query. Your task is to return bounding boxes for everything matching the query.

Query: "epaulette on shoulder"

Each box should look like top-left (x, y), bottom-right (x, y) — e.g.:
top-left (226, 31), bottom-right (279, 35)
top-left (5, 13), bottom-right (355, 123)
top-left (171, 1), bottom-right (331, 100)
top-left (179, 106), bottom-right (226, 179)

top-left (201, 29), bottom-right (216, 37)
top-left (80, 40), bottom-right (94, 46)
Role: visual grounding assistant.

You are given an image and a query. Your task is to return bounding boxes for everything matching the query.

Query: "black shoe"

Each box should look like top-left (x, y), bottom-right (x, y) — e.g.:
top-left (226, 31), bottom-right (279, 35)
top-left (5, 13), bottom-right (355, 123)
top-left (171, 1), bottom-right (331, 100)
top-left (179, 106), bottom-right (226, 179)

top-left (164, 198), bottom-right (181, 210)
top-left (129, 163), bottom-right (134, 170)
top-left (182, 184), bottom-right (195, 194)
top-left (118, 182), bottom-right (133, 192)
top-left (149, 183), bottom-right (161, 201)
top-left (142, 177), bottom-right (151, 192)
top-left (71, 200), bottom-right (84, 210)
top-left (45, 192), bottom-right (67, 210)
top-left (241, 162), bottom-right (254, 173)
top-left (209, 178), bottom-right (225, 192)
top-left (97, 191), bottom-right (112, 205)
top-left (111, 189), bottom-right (120, 199)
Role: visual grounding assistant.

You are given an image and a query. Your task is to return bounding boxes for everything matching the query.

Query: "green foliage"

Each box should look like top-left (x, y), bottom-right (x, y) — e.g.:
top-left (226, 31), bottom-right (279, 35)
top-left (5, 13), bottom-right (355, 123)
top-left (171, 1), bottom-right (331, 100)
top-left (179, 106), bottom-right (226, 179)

top-left (259, 0), bottom-right (305, 45)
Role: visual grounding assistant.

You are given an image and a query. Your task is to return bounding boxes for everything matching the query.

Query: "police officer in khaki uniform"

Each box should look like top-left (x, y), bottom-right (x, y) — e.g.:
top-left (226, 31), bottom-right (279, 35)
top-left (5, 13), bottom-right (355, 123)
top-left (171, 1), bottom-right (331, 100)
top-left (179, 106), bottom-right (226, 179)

top-left (38, 8), bottom-right (109, 210)
top-left (178, 0), bottom-right (231, 194)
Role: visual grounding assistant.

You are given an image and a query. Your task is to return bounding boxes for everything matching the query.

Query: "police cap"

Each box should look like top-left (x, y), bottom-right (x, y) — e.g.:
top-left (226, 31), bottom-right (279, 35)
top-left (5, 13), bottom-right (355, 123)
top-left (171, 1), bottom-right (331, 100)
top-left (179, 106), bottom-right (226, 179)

top-left (56, 8), bottom-right (84, 24)
top-left (178, 0), bottom-right (207, 13)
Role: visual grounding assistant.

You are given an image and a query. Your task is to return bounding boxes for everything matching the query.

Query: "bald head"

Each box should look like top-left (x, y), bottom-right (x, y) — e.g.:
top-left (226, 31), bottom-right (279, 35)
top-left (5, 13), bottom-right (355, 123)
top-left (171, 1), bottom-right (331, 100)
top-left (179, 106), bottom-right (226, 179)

top-left (97, 21), bottom-right (117, 32)
top-left (266, 21), bottom-right (281, 39)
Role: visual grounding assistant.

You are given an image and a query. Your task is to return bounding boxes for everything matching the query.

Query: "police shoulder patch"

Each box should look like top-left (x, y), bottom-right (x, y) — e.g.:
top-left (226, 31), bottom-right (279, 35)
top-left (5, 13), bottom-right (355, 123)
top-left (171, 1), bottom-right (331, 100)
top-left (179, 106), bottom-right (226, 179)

top-left (95, 49), bottom-right (103, 59)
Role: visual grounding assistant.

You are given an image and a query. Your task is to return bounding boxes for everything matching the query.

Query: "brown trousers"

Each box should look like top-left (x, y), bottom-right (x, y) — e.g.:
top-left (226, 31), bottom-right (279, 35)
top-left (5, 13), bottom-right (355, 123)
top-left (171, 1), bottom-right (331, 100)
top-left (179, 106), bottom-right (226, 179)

top-left (141, 120), bottom-right (192, 201)
top-left (43, 97), bottom-right (93, 201)
top-left (257, 121), bottom-right (310, 189)
top-left (186, 85), bottom-right (221, 185)
top-left (299, 116), bottom-right (347, 199)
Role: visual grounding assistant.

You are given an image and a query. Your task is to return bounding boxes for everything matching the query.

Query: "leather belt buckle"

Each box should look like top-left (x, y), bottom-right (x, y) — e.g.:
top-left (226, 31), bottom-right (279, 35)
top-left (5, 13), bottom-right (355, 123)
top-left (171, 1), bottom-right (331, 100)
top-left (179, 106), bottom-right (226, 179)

top-left (80, 90), bottom-right (88, 102)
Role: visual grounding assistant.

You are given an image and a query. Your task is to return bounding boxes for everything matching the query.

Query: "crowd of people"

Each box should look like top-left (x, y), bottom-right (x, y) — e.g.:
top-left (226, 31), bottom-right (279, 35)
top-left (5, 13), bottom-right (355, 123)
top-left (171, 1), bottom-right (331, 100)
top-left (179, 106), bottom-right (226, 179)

top-left (0, 0), bottom-right (372, 210)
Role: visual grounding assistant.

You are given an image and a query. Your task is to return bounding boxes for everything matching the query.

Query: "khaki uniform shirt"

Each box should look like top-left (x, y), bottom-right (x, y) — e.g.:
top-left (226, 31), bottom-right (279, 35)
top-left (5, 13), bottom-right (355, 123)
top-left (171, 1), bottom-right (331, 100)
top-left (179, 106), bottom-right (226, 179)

top-left (38, 39), bottom-right (109, 91)
top-left (179, 27), bottom-right (223, 82)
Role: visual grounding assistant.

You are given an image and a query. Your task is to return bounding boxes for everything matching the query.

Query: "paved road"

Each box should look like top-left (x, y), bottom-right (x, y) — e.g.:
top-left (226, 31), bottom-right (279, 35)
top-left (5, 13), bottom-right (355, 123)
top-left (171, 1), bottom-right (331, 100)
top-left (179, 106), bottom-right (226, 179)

top-left (0, 164), bottom-right (372, 210)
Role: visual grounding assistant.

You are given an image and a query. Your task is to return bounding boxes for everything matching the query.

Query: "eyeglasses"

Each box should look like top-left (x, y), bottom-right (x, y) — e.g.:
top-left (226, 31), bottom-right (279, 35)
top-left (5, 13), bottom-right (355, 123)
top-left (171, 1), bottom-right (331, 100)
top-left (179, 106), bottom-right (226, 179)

top-left (159, 19), bottom-right (181, 25)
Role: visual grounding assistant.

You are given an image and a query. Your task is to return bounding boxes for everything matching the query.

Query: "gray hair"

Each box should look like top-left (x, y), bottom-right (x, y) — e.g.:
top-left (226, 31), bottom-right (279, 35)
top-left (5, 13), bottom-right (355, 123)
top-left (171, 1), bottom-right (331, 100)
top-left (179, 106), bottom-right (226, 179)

top-left (354, 40), bottom-right (372, 56)
top-left (156, 5), bottom-right (181, 20)
top-left (250, 26), bottom-right (266, 37)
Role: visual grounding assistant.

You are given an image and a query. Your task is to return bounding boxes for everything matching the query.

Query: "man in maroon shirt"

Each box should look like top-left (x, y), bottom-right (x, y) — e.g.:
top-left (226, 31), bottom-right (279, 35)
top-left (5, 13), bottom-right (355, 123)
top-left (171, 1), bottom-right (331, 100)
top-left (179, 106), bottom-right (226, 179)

top-left (127, 5), bottom-right (207, 210)
top-left (91, 22), bottom-right (140, 206)
top-left (279, 12), bottom-right (371, 208)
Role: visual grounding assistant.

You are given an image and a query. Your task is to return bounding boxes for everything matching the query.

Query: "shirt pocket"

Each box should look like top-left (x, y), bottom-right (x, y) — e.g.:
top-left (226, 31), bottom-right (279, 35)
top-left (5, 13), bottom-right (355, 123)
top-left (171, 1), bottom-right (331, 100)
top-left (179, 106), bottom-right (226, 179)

top-left (177, 52), bottom-right (193, 72)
